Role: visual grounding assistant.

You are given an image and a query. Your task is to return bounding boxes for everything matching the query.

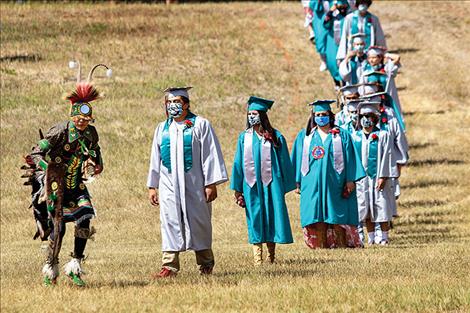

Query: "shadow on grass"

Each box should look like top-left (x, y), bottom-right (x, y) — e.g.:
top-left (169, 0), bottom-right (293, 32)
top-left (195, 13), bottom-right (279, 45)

top-left (408, 142), bottom-right (436, 150)
top-left (0, 54), bottom-right (42, 62)
top-left (400, 179), bottom-right (451, 189)
top-left (89, 280), bottom-right (150, 288)
top-left (403, 110), bottom-right (446, 117)
top-left (407, 159), bottom-right (464, 167)
top-left (398, 199), bottom-right (448, 209)
top-left (388, 48), bottom-right (420, 54)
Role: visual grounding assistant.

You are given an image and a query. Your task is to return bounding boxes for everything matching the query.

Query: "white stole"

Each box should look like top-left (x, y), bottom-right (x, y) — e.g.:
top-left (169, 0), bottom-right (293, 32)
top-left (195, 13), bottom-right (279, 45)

top-left (243, 128), bottom-right (272, 187)
top-left (300, 128), bottom-right (344, 177)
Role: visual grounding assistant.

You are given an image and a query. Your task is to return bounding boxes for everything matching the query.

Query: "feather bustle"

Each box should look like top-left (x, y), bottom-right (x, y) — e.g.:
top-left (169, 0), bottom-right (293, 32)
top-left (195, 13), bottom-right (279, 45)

top-left (67, 83), bottom-right (99, 104)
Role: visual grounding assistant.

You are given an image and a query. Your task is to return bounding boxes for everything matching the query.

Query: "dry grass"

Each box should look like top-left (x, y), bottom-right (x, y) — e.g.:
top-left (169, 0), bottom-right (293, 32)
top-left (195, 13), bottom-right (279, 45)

top-left (1, 1), bottom-right (470, 312)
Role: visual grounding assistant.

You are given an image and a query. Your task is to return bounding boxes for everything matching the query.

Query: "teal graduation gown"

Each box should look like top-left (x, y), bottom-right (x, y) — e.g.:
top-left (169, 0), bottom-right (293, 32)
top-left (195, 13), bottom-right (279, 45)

top-left (230, 129), bottom-right (295, 244)
top-left (323, 10), bottom-right (347, 81)
top-left (291, 127), bottom-right (365, 227)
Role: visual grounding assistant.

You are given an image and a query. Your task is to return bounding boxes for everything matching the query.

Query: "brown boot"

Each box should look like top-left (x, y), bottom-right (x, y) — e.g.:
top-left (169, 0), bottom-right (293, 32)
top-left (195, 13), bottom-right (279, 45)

top-left (266, 242), bottom-right (276, 263)
top-left (252, 244), bottom-right (263, 266)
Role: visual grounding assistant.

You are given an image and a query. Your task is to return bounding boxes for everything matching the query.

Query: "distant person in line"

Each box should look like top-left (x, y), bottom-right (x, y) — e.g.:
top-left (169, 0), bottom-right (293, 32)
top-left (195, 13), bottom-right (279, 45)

top-left (335, 84), bottom-right (361, 129)
top-left (147, 87), bottom-right (228, 278)
top-left (322, 0), bottom-right (350, 88)
top-left (336, 0), bottom-right (386, 62)
top-left (351, 101), bottom-right (398, 245)
top-left (360, 46), bottom-right (405, 131)
top-left (302, 0), bottom-right (330, 72)
top-left (231, 96), bottom-right (296, 266)
top-left (339, 32), bottom-right (369, 85)
top-left (291, 100), bottom-right (365, 249)
top-left (22, 63), bottom-right (110, 287)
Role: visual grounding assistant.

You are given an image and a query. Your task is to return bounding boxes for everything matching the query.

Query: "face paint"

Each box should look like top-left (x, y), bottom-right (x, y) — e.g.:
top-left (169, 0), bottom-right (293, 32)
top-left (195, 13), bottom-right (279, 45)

top-left (315, 116), bottom-right (330, 127)
top-left (248, 112), bottom-right (261, 127)
top-left (361, 116), bottom-right (374, 128)
top-left (167, 101), bottom-right (183, 118)
top-left (358, 4), bottom-right (368, 13)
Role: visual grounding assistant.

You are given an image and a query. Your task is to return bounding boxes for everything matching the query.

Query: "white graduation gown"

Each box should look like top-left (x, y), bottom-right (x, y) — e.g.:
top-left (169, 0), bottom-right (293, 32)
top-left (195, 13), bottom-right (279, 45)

top-left (352, 130), bottom-right (398, 223)
top-left (147, 116), bottom-right (228, 252)
top-left (336, 12), bottom-right (386, 61)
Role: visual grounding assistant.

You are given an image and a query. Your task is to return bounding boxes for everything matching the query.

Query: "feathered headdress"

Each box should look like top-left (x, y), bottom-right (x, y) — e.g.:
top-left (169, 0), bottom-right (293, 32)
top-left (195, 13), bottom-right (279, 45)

top-left (67, 62), bottom-right (112, 120)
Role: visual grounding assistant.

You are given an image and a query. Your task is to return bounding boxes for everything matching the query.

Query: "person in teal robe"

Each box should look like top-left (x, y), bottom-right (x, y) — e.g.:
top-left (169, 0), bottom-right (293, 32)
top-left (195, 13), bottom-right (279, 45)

top-left (291, 100), bottom-right (365, 249)
top-left (322, 0), bottom-right (350, 87)
top-left (231, 96), bottom-right (295, 265)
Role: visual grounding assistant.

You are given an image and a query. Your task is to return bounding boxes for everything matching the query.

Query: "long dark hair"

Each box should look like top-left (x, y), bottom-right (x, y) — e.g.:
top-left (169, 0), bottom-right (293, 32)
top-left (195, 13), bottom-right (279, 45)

top-left (246, 110), bottom-right (280, 148)
top-left (306, 110), bottom-right (336, 135)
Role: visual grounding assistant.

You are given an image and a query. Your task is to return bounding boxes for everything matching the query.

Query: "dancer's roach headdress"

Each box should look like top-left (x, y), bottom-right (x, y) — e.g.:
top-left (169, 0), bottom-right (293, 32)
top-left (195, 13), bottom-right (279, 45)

top-left (67, 62), bottom-right (112, 121)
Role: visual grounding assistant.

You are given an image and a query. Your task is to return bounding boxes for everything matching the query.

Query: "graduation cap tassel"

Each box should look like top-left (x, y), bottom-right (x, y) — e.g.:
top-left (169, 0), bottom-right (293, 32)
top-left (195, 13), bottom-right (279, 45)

top-left (87, 64), bottom-right (111, 83)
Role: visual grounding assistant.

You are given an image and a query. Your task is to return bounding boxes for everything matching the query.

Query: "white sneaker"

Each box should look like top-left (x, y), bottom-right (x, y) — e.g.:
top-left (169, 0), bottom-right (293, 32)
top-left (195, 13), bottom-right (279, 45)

top-left (379, 240), bottom-right (389, 246)
top-left (319, 61), bottom-right (327, 72)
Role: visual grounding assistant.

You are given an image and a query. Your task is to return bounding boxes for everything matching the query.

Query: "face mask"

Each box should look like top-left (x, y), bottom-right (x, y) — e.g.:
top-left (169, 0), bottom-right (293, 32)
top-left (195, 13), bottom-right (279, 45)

top-left (350, 113), bottom-right (358, 123)
top-left (361, 116), bottom-right (374, 128)
top-left (315, 116), bottom-right (330, 127)
top-left (248, 114), bottom-right (261, 127)
top-left (354, 44), bottom-right (365, 53)
top-left (167, 102), bottom-right (183, 118)
top-left (358, 4), bottom-right (368, 12)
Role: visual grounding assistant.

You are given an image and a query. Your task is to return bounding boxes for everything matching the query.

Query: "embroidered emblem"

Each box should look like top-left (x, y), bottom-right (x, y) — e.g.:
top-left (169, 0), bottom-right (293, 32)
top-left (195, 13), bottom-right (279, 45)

top-left (79, 183), bottom-right (86, 190)
top-left (64, 144), bottom-right (70, 151)
top-left (55, 156), bottom-right (62, 163)
top-left (51, 181), bottom-right (58, 191)
top-left (312, 146), bottom-right (325, 160)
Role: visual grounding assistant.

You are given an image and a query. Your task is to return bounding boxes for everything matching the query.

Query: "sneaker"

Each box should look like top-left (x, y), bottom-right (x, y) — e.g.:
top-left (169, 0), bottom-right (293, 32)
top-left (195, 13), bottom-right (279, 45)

top-left (43, 276), bottom-right (57, 287)
top-left (68, 272), bottom-right (86, 287)
top-left (152, 267), bottom-right (177, 279)
top-left (379, 240), bottom-right (389, 246)
top-left (319, 61), bottom-right (327, 72)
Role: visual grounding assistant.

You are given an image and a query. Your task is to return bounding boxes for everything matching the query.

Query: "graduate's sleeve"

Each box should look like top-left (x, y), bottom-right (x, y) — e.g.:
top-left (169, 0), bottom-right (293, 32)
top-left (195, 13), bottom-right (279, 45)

top-left (199, 118), bottom-right (228, 186)
top-left (342, 130), bottom-right (366, 182)
top-left (290, 129), bottom-right (306, 185)
top-left (373, 15), bottom-right (387, 48)
top-left (147, 123), bottom-right (163, 189)
top-left (339, 58), bottom-right (352, 82)
top-left (230, 132), bottom-right (245, 193)
top-left (389, 118), bottom-right (409, 166)
top-left (278, 133), bottom-right (297, 193)
top-left (377, 132), bottom-right (397, 179)
top-left (303, 1), bottom-right (314, 27)
top-left (336, 14), bottom-right (351, 60)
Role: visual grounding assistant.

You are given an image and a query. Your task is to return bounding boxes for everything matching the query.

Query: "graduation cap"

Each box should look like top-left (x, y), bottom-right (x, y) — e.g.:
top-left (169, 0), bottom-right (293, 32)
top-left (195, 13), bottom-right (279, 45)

top-left (360, 91), bottom-right (387, 103)
top-left (357, 82), bottom-right (379, 96)
top-left (367, 45), bottom-right (387, 56)
top-left (334, 0), bottom-right (349, 5)
top-left (346, 99), bottom-right (361, 112)
top-left (248, 96), bottom-right (274, 112)
top-left (164, 86), bottom-right (193, 100)
top-left (339, 84), bottom-right (360, 97)
top-left (350, 33), bottom-right (366, 44)
top-left (309, 100), bottom-right (336, 112)
top-left (358, 101), bottom-right (381, 115)
top-left (363, 70), bottom-right (387, 87)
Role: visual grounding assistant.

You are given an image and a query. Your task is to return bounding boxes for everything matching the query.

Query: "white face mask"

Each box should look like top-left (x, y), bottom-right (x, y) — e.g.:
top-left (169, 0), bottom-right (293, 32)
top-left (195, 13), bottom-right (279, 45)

top-left (361, 116), bottom-right (374, 128)
top-left (358, 4), bottom-right (368, 12)
top-left (354, 44), bottom-right (365, 53)
top-left (248, 113), bottom-right (261, 127)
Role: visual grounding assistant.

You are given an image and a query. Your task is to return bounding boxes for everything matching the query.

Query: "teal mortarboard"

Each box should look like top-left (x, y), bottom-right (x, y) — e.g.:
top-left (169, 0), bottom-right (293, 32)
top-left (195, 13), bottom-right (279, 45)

top-left (364, 70), bottom-right (387, 87)
top-left (309, 100), bottom-right (336, 112)
top-left (334, 0), bottom-right (349, 5)
top-left (248, 96), bottom-right (274, 112)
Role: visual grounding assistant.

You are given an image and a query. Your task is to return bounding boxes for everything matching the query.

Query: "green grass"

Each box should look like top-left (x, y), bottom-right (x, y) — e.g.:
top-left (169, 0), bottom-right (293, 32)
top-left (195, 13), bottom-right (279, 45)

top-left (1, 1), bottom-right (470, 312)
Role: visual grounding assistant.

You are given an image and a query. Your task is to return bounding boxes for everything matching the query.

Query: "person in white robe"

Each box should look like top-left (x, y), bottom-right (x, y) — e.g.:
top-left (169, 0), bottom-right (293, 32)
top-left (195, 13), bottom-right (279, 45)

top-left (351, 101), bottom-right (398, 245)
top-left (147, 87), bottom-right (228, 278)
top-left (336, 0), bottom-right (386, 62)
top-left (336, 84), bottom-right (361, 128)
top-left (339, 33), bottom-right (369, 85)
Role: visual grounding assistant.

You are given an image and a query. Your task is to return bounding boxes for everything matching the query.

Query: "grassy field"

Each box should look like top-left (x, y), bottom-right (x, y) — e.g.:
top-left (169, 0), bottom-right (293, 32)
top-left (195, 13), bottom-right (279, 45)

top-left (1, 1), bottom-right (470, 312)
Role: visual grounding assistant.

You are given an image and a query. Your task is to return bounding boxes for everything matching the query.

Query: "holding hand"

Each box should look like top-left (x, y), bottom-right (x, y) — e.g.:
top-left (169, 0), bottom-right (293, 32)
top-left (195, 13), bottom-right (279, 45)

top-left (376, 178), bottom-right (387, 191)
top-left (205, 184), bottom-right (218, 203)
top-left (148, 188), bottom-right (159, 206)
top-left (234, 191), bottom-right (246, 208)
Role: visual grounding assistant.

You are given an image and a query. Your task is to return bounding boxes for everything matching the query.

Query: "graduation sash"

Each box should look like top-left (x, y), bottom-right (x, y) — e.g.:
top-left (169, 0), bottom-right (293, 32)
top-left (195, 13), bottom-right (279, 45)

top-left (243, 128), bottom-right (272, 187)
top-left (301, 128), bottom-right (344, 177)
top-left (351, 11), bottom-right (373, 48)
top-left (161, 112), bottom-right (197, 173)
top-left (367, 131), bottom-right (379, 178)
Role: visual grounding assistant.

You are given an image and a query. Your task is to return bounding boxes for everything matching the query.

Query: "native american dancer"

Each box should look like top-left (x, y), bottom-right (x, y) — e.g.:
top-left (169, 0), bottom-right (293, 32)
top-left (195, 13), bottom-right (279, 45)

top-left (147, 87), bottom-right (228, 278)
top-left (230, 96), bottom-right (296, 266)
top-left (22, 62), bottom-right (111, 286)
top-left (291, 100), bottom-right (365, 249)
